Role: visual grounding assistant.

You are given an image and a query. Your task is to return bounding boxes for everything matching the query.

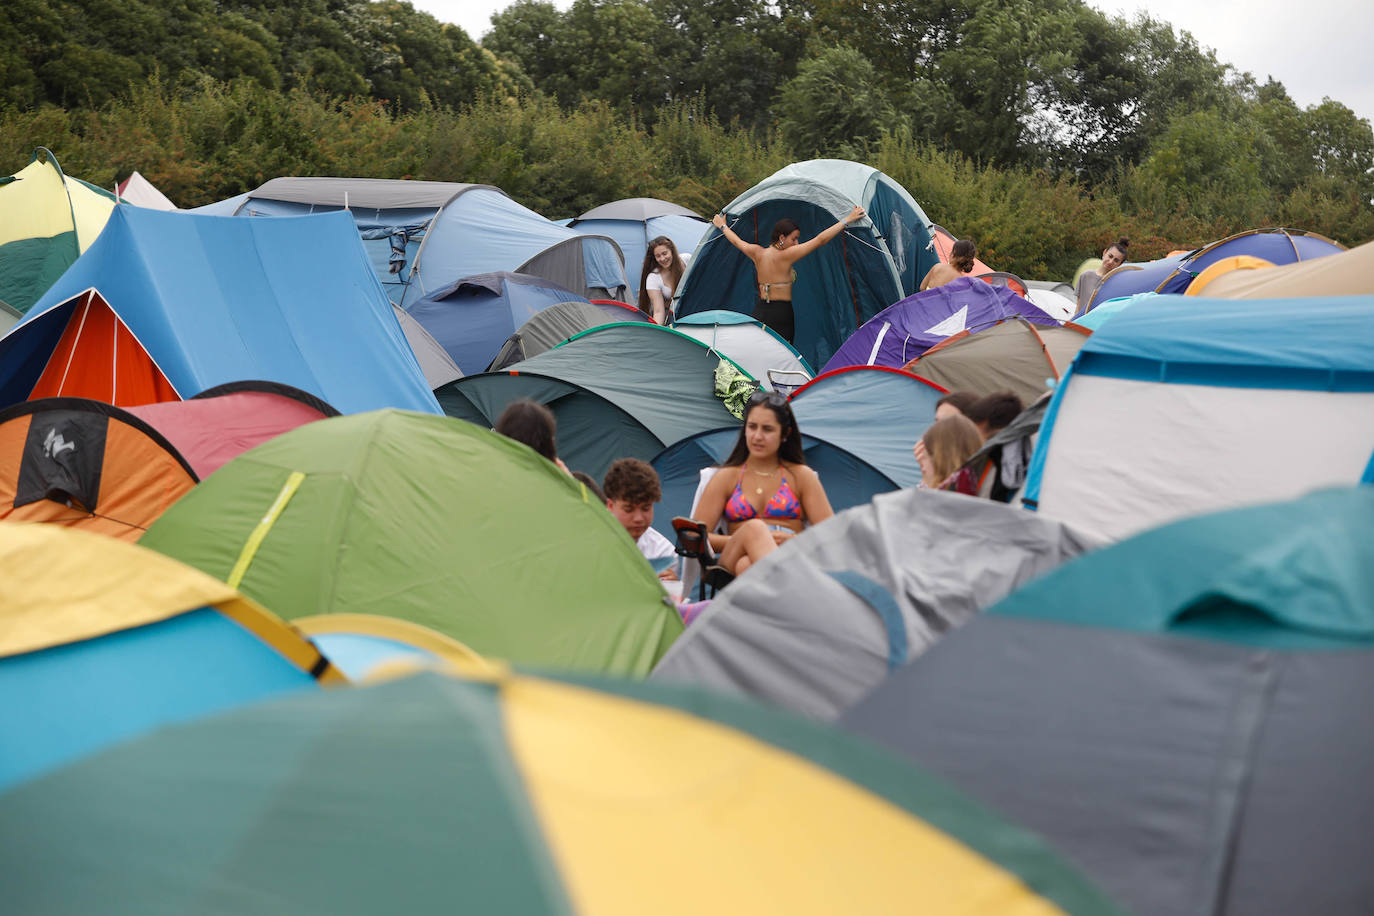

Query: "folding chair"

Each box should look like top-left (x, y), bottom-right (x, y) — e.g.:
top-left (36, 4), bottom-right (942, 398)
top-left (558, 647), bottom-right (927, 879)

top-left (671, 516), bottom-right (734, 602)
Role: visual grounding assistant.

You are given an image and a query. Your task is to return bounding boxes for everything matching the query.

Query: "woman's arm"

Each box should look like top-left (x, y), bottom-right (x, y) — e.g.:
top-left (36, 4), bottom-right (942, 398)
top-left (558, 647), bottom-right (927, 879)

top-left (785, 205), bottom-right (865, 262)
top-left (712, 213), bottom-right (762, 257)
top-left (796, 465), bottom-right (834, 525)
top-left (645, 274), bottom-right (668, 324)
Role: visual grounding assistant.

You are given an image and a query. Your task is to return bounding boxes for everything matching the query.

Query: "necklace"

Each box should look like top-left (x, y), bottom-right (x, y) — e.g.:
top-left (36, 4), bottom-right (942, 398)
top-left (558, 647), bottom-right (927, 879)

top-left (747, 462), bottom-right (780, 495)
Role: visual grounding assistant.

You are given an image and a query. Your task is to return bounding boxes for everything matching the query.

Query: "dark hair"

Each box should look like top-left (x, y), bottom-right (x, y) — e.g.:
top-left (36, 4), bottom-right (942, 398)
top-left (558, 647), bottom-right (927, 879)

top-left (722, 390), bottom-right (807, 467)
top-left (769, 218), bottom-right (800, 246)
top-left (1107, 237), bottom-right (1130, 258)
top-left (637, 235), bottom-right (685, 315)
top-left (571, 470), bottom-right (606, 503)
top-left (935, 391), bottom-right (980, 416)
top-left (602, 458), bottom-right (661, 505)
top-left (965, 390), bottom-right (1023, 432)
top-left (950, 239), bottom-right (977, 273)
top-left (493, 399), bottom-right (558, 461)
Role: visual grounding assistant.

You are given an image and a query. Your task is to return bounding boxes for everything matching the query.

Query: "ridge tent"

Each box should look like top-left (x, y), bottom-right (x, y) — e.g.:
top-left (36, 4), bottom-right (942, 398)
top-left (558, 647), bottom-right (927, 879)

top-left (901, 319), bottom-right (1091, 406)
top-left (406, 271), bottom-right (588, 375)
top-left (0, 207), bottom-right (441, 415)
top-left (822, 277), bottom-right (1058, 374)
top-left (652, 488), bottom-right (1099, 721)
top-left (672, 310), bottom-right (813, 383)
top-left (1202, 239), bottom-right (1374, 299)
top-left (0, 669), bottom-right (1119, 916)
top-left (488, 300), bottom-right (618, 370)
top-left (675, 159), bottom-right (938, 369)
top-left (0, 522), bottom-right (342, 791)
top-left (842, 487), bottom-right (1374, 916)
top-left (438, 323), bottom-right (752, 481)
top-left (647, 425), bottom-right (898, 542)
top-left (0, 149), bottom-right (116, 314)
top-left (228, 177), bottom-right (630, 304)
top-left (391, 304), bottom-right (463, 389)
top-left (1023, 295), bottom-right (1374, 542)
top-left (115, 171), bottom-right (177, 210)
top-left (0, 397), bottom-right (198, 540)
top-left (568, 198), bottom-right (709, 295)
top-left (139, 410), bottom-right (683, 676)
top-left (789, 366), bottom-right (946, 489)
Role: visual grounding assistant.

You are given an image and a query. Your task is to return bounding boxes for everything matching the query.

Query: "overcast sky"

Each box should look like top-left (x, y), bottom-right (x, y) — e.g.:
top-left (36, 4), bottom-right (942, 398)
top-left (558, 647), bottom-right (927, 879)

top-left (413, 0), bottom-right (1373, 126)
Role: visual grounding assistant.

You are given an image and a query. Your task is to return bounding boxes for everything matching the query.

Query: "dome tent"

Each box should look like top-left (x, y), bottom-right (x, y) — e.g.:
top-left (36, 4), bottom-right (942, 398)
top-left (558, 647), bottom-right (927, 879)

top-left (568, 197), bottom-right (709, 296)
top-left (675, 160), bottom-right (937, 369)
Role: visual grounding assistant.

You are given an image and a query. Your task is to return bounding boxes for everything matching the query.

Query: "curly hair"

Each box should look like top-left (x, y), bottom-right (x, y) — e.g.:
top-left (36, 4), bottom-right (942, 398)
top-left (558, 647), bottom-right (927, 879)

top-left (602, 458), bottom-right (662, 505)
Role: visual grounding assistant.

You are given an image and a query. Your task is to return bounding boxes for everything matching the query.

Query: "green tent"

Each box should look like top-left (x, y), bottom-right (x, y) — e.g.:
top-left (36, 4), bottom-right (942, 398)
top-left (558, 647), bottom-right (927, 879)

top-left (139, 410), bottom-right (681, 676)
top-left (438, 322), bottom-right (753, 481)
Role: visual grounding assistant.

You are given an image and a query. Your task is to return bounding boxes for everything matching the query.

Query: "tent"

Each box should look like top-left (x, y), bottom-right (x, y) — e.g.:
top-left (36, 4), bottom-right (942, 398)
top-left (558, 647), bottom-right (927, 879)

top-left (488, 300), bottom-right (617, 370)
top-left (0, 669), bottom-right (1120, 915)
top-left (0, 522), bottom-right (342, 790)
top-left (821, 277), bottom-right (1058, 374)
top-left (0, 149), bottom-right (116, 314)
top-left (227, 177), bottom-right (630, 305)
top-left (115, 171), bottom-right (177, 210)
top-left (122, 380), bottom-right (338, 479)
top-left (789, 366), bottom-right (946, 489)
top-left (672, 310), bottom-right (814, 382)
top-left (928, 223), bottom-right (993, 275)
top-left (652, 488), bottom-right (1099, 720)
top-left (1202, 239), bottom-right (1374, 299)
top-left (139, 409), bottom-right (683, 675)
top-left (0, 397), bottom-right (198, 540)
top-left (1152, 228), bottom-right (1344, 295)
top-left (439, 323), bottom-right (751, 481)
top-left (294, 613), bottom-right (486, 681)
top-left (406, 271), bottom-right (588, 375)
top-left (0, 207), bottom-right (441, 415)
top-left (568, 198), bottom-right (709, 295)
top-left (901, 319), bottom-right (1091, 406)
top-left (1023, 294), bottom-right (1374, 541)
top-left (1022, 281), bottom-right (1076, 321)
top-left (675, 159), bottom-right (937, 369)
top-left (647, 425), bottom-right (898, 542)
top-left (843, 487), bottom-right (1374, 916)
top-left (1081, 252), bottom-right (1189, 314)
top-left (391, 304), bottom-right (463, 389)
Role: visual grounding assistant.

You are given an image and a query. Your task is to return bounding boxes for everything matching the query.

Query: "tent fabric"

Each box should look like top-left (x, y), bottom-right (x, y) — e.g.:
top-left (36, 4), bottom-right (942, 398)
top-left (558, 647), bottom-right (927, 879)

top-left (672, 310), bottom-right (814, 382)
top-left (0, 207), bottom-right (441, 415)
top-left (647, 426), bottom-right (899, 542)
top-left (488, 300), bottom-right (617, 370)
top-left (123, 381), bottom-right (337, 479)
top-left (139, 410), bottom-right (683, 676)
top-left (0, 522), bottom-right (341, 790)
top-left (0, 149), bottom-right (116, 314)
top-left (573, 198), bottom-right (703, 221)
top-left (790, 366), bottom-right (946, 489)
top-left (1081, 252), bottom-right (1190, 314)
top-left (0, 669), bottom-right (1120, 916)
top-left (1154, 228), bottom-right (1344, 295)
top-left (928, 224), bottom-right (993, 275)
top-left (390, 304), bottom-right (463, 389)
top-left (0, 397), bottom-right (198, 540)
top-left (1202, 239), bottom-right (1374, 299)
top-left (675, 159), bottom-right (937, 370)
top-left (1182, 255), bottom-right (1274, 295)
top-left (294, 613), bottom-right (487, 681)
top-left (1022, 284), bottom-right (1075, 321)
top-left (842, 488), bottom-right (1374, 916)
top-left (822, 278), bottom-right (1059, 374)
top-left (569, 211), bottom-right (709, 296)
top-left (651, 488), bottom-right (1100, 721)
top-left (240, 176), bottom-right (487, 211)
top-left (406, 271), bottom-right (588, 375)
top-left (902, 320), bottom-right (1090, 406)
top-left (115, 171), bottom-right (177, 210)
top-left (439, 323), bottom-right (751, 481)
top-left (1024, 295), bottom-right (1374, 542)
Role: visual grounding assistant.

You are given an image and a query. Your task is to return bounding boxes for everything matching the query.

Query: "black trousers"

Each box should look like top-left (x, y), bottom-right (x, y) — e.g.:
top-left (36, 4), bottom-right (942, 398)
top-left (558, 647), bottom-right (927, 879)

top-left (752, 298), bottom-right (795, 343)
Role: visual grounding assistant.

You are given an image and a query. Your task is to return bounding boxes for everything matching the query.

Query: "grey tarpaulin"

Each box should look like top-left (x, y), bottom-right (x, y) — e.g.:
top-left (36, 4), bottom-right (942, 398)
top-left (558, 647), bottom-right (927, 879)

top-left (650, 487), bottom-right (1099, 720)
top-left (391, 305), bottom-right (462, 389)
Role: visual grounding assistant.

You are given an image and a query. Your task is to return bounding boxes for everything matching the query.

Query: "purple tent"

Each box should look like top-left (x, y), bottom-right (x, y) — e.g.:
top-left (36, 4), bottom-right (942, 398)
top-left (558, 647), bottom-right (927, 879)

top-left (821, 277), bottom-right (1057, 374)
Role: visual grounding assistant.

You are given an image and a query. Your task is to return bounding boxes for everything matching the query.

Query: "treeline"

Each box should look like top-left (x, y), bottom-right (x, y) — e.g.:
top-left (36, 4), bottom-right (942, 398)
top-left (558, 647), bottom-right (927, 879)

top-left (4, 79), bottom-right (1370, 280)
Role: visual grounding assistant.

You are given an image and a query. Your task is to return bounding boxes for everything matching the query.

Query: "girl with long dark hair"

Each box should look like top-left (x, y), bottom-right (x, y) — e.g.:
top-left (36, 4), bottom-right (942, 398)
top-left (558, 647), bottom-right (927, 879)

top-left (638, 236), bottom-right (688, 324)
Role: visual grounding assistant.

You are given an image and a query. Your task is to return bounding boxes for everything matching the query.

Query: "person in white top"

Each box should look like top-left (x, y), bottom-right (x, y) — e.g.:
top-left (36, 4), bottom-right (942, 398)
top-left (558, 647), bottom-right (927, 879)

top-left (638, 236), bottom-right (690, 325)
top-left (603, 458), bottom-right (678, 573)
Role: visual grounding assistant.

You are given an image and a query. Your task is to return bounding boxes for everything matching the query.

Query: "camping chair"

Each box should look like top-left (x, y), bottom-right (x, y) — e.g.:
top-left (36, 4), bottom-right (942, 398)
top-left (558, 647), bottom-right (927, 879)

top-left (767, 368), bottom-right (810, 397)
top-left (671, 516), bottom-right (734, 602)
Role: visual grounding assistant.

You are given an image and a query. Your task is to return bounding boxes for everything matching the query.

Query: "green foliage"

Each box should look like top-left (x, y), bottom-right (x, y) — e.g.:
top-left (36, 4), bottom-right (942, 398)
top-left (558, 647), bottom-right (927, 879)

top-left (776, 45), bottom-right (892, 160)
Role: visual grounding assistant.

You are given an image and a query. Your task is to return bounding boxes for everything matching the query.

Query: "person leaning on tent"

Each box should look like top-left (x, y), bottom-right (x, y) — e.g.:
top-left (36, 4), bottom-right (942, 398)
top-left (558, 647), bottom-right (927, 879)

top-left (920, 239), bottom-right (979, 291)
top-left (1075, 237), bottom-right (1130, 313)
top-left (711, 206), bottom-right (865, 344)
top-left (638, 236), bottom-right (690, 325)
top-left (603, 458), bottom-right (677, 578)
top-left (691, 390), bottom-right (833, 576)
top-left (493, 399), bottom-right (571, 474)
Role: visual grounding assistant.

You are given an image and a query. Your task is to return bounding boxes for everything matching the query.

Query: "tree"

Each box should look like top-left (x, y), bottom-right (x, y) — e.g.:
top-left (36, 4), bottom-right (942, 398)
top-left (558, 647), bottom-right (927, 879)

top-left (774, 45), bottom-right (892, 159)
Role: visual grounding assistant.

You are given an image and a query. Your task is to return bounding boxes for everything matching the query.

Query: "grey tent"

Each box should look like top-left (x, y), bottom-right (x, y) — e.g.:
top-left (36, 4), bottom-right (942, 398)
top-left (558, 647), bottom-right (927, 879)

top-left (487, 300), bottom-right (615, 370)
top-left (651, 488), bottom-right (1099, 720)
top-left (901, 319), bottom-right (1090, 407)
top-left (842, 486), bottom-right (1374, 916)
top-left (391, 304), bottom-right (462, 389)
top-left (572, 198), bottom-right (703, 221)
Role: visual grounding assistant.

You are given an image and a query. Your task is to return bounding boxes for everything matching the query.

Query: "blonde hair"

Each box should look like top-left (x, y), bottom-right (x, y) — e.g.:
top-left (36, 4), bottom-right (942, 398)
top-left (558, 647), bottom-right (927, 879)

top-left (921, 415), bottom-right (983, 486)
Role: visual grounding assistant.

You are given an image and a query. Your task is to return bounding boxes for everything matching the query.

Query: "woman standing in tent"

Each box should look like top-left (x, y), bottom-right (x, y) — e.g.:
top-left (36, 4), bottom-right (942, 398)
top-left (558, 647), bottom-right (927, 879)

top-left (1075, 237), bottom-right (1130, 314)
top-left (711, 206), bottom-right (865, 343)
top-left (638, 236), bottom-right (690, 324)
top-left (689, 390), bottom-right (833, 577)
top-left (919, 239), bottom-right (979, 290)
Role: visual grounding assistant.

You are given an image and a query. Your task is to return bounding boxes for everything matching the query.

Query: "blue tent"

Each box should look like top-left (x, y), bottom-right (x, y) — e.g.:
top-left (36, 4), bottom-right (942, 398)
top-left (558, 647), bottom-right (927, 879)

top-left (675, 160), bottom-right (938, 370)
top-left (226, 178), bottom-right (630, 306)
top-left (569, 199), bottom-right (709, 296)
top-left (0, 207), bottom-right (441, 414)
top-left (406, 272), bottom-right (589, 375)
top-left (1153, 228), bottom-right (1344, 295)
top-left (1083, 253), bottom-right (1189, 314)
top-left (789, 366), bottom-right (946, 489)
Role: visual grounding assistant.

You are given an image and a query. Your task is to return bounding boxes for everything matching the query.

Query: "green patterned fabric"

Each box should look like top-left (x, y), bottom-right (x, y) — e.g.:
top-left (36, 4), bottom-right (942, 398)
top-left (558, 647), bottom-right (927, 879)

top-left (714, 358), bottom-right (758, 419)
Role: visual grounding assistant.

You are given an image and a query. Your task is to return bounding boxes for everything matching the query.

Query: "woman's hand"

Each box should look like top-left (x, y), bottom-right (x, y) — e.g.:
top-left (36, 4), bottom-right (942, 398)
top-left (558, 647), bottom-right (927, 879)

top-left (845, 205), bottom-right (865, 225)
top-left (913, 440), bottom-right (934, 481)
top-left (770, 528), bottom-right (795, 545)
top-left (712, 213), bottom-right (726, 229)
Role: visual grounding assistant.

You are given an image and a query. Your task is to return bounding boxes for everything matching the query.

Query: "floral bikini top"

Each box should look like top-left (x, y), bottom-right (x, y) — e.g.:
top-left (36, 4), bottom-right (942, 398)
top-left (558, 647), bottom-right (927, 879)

top-left (723, 466), bottom-right (803, 522)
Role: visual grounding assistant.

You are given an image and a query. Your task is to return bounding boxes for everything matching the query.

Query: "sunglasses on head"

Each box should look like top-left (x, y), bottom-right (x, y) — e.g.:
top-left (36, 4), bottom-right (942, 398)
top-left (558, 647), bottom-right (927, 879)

top-left (747, 389), bottom-right (789, 408)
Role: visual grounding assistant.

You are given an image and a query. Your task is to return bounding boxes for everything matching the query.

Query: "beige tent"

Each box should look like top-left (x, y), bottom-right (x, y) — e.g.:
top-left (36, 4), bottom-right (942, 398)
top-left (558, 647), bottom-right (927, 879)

top-left (1203, 240), bottom-right (1374, 299)
top-left (902, 318), bottom-right (1090, 405)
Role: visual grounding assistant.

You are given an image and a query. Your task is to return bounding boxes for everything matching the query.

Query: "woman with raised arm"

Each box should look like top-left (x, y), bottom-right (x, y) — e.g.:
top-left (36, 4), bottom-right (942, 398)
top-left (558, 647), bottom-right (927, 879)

top-left (711, 205), bottom-right (865, 343)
